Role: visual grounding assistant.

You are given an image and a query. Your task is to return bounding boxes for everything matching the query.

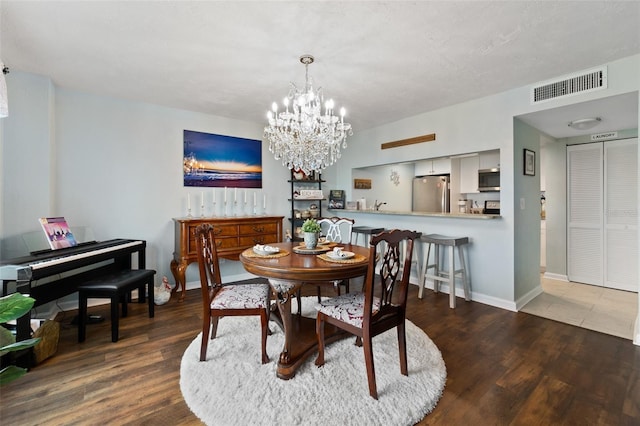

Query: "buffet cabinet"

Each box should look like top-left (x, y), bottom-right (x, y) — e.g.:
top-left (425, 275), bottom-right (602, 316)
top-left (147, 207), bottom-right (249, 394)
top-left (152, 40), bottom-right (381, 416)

top-left (170, 216), bottom-right (283, 300)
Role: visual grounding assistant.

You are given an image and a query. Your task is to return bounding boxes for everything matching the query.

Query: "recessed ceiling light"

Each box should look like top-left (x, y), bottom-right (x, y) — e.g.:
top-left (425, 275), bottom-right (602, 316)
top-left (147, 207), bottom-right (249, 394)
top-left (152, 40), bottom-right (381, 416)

top-left (567, 117), bottom-right (601, 130)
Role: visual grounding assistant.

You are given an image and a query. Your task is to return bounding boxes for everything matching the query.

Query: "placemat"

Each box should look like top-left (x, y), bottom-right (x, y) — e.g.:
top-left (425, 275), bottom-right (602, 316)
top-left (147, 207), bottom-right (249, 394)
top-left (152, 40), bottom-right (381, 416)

top-left (242, 248), bottom-right (290, 259)
top-left (317, 253), bottom-right (367, 264)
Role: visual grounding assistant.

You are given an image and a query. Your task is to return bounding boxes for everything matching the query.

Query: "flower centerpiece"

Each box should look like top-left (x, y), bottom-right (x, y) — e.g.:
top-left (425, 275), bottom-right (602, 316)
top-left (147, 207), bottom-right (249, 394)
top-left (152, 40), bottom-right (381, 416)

top-left (301, 218), bottom-right (321, 249)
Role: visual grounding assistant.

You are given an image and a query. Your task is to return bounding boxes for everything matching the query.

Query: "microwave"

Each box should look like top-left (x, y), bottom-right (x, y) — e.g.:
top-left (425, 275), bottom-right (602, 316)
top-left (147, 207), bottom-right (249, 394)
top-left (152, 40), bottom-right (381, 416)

top-left (478, 168), bottom-right (500, 192)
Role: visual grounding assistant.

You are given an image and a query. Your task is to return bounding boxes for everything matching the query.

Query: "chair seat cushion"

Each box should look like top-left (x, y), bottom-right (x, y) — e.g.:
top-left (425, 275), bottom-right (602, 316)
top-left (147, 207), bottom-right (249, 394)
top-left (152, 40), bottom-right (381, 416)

top-left (211, 283), bottom-right (270, 310)
top-left (316, 292), bottom-right (380, 328)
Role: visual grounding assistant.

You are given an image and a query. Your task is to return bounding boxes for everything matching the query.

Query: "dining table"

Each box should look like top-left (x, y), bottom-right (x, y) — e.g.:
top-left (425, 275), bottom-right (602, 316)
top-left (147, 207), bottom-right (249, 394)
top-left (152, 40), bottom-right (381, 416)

top-left (240, 241), bottom-right (370, 380)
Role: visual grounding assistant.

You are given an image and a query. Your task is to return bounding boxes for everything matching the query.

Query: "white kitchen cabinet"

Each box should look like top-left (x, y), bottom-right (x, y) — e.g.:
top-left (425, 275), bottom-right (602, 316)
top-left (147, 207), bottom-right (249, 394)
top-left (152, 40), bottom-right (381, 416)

top-left (415, 158), bottom-right (451, 176)
top-left (479, 150), bottom-right (500, 170)
top-left (459, 155), bottom-right (479, 193)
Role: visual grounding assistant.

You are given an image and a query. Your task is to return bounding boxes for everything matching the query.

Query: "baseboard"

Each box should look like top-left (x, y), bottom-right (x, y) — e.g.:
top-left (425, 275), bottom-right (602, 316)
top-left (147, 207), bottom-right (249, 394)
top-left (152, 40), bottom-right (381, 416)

top-left (634, 315), bottom-right (640, 346)
top-left (515, 285), bottom-right (544, 311)
top-left (543, 272), bottom-right (569, 281)
top-left (412, 279), bottom-right (517, 312)
top-left (34, 296), bottom-right (116, 321)
top-left (183, 271), bottom-right (259, 292)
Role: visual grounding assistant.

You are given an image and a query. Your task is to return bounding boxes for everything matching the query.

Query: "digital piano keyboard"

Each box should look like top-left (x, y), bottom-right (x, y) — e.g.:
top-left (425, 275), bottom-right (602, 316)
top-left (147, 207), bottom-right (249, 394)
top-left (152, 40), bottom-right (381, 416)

top-left (1, 238), bottom-right (147, 341)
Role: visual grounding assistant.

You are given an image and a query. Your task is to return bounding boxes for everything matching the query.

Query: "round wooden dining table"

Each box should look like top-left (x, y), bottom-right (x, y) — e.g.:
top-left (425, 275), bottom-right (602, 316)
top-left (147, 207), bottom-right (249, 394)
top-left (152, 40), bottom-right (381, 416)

top-left (240, 241), bottom-right (370, 379)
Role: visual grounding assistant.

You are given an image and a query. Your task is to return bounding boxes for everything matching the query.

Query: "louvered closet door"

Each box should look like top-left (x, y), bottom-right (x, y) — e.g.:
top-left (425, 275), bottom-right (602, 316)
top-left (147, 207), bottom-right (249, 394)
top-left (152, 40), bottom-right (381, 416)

top-left (604, 138), bottom-right (638, 292)
top-left (567, 143), bottom-right (603, 286)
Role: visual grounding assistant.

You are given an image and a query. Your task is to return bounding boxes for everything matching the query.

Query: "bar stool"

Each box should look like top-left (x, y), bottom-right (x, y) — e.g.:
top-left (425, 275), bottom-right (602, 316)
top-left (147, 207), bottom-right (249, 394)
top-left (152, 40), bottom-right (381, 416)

top-left (418, 234), bottom-right (470, 308)
top-left (350, 226), bottom-right (385, 246)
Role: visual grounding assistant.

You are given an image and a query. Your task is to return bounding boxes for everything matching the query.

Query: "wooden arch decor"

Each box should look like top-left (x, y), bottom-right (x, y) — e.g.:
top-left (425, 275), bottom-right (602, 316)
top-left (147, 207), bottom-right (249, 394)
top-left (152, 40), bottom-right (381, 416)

top-left (381, 133), bottom-right (436, 150)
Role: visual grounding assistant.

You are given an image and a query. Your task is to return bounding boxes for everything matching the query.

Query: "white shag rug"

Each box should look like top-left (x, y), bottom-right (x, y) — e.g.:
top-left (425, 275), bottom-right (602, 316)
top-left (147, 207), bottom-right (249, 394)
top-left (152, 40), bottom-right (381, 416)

top-left (180, 297), bottom-right (446, 426)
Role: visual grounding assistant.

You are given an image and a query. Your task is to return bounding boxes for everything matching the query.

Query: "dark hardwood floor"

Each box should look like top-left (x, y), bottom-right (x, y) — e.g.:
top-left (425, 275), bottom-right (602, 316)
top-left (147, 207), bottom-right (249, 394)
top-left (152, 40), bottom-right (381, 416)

top-left (1, 282), bottom-right (639, 425)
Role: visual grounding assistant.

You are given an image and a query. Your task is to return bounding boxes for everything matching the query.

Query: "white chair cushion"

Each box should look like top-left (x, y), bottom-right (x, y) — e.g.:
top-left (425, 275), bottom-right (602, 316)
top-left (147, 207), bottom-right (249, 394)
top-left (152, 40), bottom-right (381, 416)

top-left (211, 283), bottom-right (270, 309)
top-left (316, 292), bottom-right (380, 328)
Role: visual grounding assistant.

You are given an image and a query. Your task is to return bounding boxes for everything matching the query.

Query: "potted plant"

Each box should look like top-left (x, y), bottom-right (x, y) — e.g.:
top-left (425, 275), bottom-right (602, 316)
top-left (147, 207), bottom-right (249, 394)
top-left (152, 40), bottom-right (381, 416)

top-left (0, 293), bottom-right (41, 386)
top-left (301, 218), bottom-right (321, 249)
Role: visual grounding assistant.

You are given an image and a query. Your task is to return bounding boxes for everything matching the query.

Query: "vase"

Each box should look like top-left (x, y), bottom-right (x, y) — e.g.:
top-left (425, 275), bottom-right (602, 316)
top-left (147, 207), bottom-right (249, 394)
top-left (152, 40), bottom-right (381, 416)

top-left (303, 231), bottom-right (319, 249)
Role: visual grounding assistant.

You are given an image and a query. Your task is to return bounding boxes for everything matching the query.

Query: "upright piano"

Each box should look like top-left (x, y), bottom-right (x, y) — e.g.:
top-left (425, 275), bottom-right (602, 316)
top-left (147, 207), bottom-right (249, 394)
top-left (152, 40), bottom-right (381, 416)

top-left (1, 238), bottom-right (147, 341)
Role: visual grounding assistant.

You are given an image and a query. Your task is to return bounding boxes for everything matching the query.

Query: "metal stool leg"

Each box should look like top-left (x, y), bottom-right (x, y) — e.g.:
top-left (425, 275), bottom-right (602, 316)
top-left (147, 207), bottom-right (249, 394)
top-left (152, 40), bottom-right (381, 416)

top-left (433, 244), bottom-right (441, 293)
top-left (418, 241), bottom-right (427, 299)
top-left (419, 241), bottom-right (435, 298)
top-left (448, 245), bottom-right (456, 308)
top-left (458, 245), bottom-right (470, 301)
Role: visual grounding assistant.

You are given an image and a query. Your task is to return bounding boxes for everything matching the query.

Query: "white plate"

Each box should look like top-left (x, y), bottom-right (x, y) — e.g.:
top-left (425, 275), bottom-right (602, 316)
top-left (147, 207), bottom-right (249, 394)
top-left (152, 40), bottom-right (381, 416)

top-left (253, 245), bottom-right (280, 256)
top-left (326, 251), bottom-right (355, 260)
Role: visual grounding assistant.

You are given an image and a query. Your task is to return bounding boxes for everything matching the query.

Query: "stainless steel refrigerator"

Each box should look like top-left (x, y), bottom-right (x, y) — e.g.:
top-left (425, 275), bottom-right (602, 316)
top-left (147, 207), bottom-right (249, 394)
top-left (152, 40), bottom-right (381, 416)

top-left (412, 175), bottom-right (450, 213)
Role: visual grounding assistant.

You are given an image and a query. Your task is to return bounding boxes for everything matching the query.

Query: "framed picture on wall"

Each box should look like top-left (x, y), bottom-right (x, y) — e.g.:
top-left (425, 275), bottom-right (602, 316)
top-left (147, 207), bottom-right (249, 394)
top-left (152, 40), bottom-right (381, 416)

top-left (524, 149), bottom-right (535, 176)
top-left (183, 130), bottom-right (262, 188)
top-left (354, 178), bottom-right (372, 189)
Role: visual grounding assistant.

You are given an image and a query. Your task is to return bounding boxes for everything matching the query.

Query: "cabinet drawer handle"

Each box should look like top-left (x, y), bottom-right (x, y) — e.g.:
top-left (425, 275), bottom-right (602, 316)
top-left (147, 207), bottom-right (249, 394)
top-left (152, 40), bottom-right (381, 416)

top-left (213, 227), bottom-right (223, 235)
top-left (253, 238), bottom-right (264, 244)
top-left (252, 226), bottom-right (265, 233)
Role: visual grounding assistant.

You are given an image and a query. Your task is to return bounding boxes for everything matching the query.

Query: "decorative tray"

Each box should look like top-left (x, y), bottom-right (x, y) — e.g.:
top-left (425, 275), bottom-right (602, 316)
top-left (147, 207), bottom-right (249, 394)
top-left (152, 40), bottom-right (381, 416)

top-left (292, 244), bottom-right (332, 254)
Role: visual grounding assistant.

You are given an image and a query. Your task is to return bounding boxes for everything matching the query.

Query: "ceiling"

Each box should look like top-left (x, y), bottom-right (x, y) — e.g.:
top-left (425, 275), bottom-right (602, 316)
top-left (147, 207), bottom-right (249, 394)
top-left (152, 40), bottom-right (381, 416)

top-left (1, 1), bottom-right (639, 138)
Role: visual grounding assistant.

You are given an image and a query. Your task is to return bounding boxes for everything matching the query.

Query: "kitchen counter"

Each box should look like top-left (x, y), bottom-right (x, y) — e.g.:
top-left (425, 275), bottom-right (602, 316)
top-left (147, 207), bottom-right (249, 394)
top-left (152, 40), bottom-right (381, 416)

top-left (328, 209), bottom-right (500, 220)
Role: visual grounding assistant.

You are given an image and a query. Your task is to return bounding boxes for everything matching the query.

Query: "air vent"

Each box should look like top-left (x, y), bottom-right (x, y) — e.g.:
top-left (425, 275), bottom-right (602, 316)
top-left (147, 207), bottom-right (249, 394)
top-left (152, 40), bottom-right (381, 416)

top-left (531, 66), bottom-right (607, 104)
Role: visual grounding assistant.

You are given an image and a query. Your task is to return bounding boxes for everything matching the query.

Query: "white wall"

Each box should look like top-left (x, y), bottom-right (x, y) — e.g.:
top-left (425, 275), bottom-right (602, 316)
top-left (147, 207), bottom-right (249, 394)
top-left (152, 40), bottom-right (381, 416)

top-left (336, 54), bottom-right (639, 310)
top-left (2, 55), bottom-right (639, 317)
top-left (0, 72), bottom-right (55, 258)
top-left (1, 73), bottom-right (291, 290)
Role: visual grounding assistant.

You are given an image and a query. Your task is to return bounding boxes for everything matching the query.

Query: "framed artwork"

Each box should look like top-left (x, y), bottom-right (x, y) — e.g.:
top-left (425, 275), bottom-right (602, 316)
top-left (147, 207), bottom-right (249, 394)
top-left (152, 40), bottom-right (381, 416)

top-left (354, 178), bottom-right (372, 189)
top-left (183, 130), bottom-right (262, 188)
top-left (524, 149), bottom-right (535, 176)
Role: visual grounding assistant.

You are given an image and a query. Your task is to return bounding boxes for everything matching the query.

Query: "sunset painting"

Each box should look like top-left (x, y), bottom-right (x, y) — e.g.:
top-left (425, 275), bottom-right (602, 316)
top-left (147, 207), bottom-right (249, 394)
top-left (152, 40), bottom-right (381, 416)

top-left (183, 130), bottom-right (262, 188)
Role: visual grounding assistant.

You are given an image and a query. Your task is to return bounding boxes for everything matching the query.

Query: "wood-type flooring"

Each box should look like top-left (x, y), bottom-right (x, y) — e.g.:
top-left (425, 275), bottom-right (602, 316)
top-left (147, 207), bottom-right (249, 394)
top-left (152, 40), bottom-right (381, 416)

top-left (1, 282), bottom-right (639, 425)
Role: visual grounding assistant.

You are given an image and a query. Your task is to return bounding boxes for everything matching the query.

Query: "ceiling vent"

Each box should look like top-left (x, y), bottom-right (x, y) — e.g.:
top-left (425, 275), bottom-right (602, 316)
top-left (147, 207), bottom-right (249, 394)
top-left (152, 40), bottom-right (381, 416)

top-left (531, 66), bottom-right (607, 104)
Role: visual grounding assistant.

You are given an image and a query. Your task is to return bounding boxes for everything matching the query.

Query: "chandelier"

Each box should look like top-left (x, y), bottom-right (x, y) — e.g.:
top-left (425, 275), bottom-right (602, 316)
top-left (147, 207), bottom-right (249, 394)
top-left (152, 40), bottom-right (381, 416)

top-left (264, 55), bottom-right (352, 175)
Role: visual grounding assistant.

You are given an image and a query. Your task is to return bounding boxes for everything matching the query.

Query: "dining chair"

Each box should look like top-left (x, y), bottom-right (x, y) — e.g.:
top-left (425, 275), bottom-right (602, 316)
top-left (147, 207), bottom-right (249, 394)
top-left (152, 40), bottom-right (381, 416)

top-left (318, 216), bottom-right (355, 295)
top-left (318, 217), bottom-right (354, 244)
top-left (315, 228), bottom-right (421, 399)
top-left (195, 223), bottom-right (271, 364)
top-left (297, 217), bottom-right (356, 311)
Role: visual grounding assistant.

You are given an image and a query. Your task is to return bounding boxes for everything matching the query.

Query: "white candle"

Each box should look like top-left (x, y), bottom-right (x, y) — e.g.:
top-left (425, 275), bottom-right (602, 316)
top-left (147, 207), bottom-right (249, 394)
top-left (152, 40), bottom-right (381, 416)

top-left (224, 187), bottom-right (227, 202)
top-left (253, 191), bottom-right (257, 206)
top-left (201, 191), bottom-right (204, 207)
top-left (187, 193), bottom-right (191, 209)
top-left (234, 187), bottom-right (237, 202)
top-left (244, 189), bottom-right (247, 203)
top-left (263, 194), bottom-right (266, 209)
top-left (212, 189), bottom-right (215, 203)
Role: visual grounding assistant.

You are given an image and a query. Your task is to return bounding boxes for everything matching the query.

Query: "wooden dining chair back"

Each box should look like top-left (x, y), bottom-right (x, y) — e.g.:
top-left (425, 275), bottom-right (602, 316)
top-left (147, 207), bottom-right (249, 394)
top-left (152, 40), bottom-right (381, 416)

top-left (195, 223), bottom-right (271, 364)
top-left (315, 228), bottom-right (421, 399)
top-left (303, 217), bottom-right (355, 305)
top-left (317, 217), bottom-right (354, 243)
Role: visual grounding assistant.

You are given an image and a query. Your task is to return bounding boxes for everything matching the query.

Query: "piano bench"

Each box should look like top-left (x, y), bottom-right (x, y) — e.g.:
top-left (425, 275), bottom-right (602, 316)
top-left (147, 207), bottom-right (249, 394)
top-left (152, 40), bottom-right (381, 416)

top-left (77, 269), bottom-right (156, 343)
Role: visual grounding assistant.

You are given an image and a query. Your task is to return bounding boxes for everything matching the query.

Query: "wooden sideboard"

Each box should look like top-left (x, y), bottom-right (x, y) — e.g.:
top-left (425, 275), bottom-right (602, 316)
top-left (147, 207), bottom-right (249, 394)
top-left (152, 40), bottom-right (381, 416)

top-left (170, 216), bottom-right (284, 301)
